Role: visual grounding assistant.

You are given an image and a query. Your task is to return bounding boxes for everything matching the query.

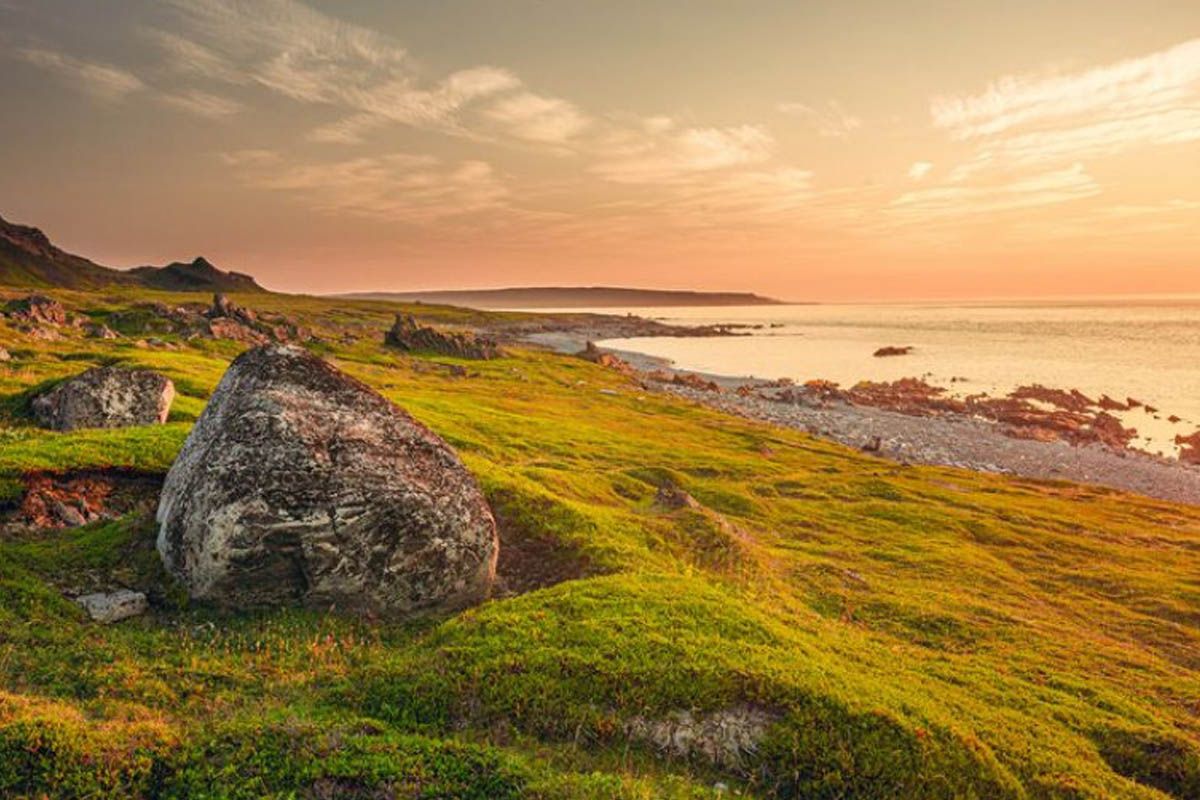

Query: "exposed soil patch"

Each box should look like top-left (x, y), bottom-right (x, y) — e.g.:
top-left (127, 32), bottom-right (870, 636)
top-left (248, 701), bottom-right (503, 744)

top-left (491, 505), bottom-right (595, 596)
top-left (12, 469), bottom-right (163, 529)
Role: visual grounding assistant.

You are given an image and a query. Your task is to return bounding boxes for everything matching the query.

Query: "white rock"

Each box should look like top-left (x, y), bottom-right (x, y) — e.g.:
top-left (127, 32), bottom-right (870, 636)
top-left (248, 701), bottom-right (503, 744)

top-left (75, 589), bottom-right (148, 624)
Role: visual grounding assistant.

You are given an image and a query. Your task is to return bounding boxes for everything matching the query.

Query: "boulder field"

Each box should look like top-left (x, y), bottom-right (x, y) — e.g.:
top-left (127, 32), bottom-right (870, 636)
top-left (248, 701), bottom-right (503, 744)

top-left (156, 344), bottom-right (498, 617)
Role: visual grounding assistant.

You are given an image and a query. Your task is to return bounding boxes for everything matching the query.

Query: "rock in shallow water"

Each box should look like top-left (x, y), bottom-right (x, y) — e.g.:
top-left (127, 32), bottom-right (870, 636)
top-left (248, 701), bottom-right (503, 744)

top-left (32, 367), bottom-right (175, 431)
top-left (156, 344), bottom-right (498, 617)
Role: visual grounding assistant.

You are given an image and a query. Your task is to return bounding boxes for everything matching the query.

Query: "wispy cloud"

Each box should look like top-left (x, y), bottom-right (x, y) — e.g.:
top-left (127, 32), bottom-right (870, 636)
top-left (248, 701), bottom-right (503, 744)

top-left (16, 46), bottom-right (144, 101)
top-left (484, 92), bottom-right (590, 144)
top-left (777, 101), bottom-right (862, 137)
top-left (223, 149), bottom-right (509, 223)
top-left (933, 38), bottom-right (1200, 176)
top-left (907, 161), bottom-right (934, 180)
top-left (154, 0), bottom-right (529, 144)
top-left (890, 163), bottom-right (1100, 219)
top-left (591, 124), bottom-right (774, 183)
top-left (159, 88), bottom-right (243, 118)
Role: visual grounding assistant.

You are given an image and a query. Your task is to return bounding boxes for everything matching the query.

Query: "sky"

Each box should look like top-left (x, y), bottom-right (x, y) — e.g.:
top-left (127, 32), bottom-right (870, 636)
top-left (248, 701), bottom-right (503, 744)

top-left (0, 0), bottom-right (1198, 300)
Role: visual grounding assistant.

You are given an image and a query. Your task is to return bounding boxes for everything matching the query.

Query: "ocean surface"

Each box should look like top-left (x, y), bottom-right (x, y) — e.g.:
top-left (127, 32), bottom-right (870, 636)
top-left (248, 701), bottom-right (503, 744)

top-left (579, 298), bottom-right (1200, 457)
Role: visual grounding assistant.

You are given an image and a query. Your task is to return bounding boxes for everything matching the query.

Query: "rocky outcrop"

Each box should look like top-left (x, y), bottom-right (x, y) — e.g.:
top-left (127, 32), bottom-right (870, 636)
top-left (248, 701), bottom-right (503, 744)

top-left (577, 341), bottom-right (635, 374)
top-left (1177, 431), bottom-right (1200, 465)
top-left (385, 314), bottom-right (501, 360)
top-left (31, 367), bottom-right (175, 431)
top-left (156, 344), bottom-right (498, 617)
top-left (204, 293), bottom-right (310, 345)
top-left (75, 590), bottom-right (147, 623)
top-left (4, 294), bottom-right (66, 326)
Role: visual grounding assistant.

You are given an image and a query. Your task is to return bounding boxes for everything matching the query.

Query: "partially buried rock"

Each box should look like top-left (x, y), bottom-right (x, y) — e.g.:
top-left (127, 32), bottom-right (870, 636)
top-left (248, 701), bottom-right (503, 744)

top-left (156, 344), bottom-right (498, 617)
top-left (32, 367), bottom-right (175, 431)
top-left (873, 345), bottom-right (914, 357)
top-left (385, 314), bottom-right (501, 360)
top-left (75, 589), bottom-right (148, 624)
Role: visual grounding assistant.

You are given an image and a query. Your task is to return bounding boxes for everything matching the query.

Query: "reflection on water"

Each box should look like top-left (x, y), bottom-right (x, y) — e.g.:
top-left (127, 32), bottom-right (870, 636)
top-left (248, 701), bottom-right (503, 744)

top-left (580, 300), bottom-right (1200, 457)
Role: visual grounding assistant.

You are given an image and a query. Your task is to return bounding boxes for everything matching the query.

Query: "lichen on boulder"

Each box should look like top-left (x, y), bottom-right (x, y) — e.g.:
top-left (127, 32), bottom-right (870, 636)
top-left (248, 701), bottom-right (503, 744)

top-left (31, 367), bottom-right (175, 431)
top-left (156, 344), bottom-right (498, 617)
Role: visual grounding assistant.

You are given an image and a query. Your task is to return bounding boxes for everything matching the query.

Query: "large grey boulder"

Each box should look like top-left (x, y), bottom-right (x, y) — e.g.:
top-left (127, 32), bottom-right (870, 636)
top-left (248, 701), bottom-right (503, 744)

top-left (156, 344), bottom-right (497, 617)
top-left (32, 367), bottom-right (175, 431)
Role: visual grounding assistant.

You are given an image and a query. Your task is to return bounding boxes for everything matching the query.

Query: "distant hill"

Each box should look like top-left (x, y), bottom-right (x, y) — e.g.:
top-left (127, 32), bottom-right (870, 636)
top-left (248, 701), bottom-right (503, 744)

top-left (339, 286), bottom-right (787, 309)
top-left (0, 213), bottom-right (265, 292)
top-left (128, 257), bottom-right (262, 293)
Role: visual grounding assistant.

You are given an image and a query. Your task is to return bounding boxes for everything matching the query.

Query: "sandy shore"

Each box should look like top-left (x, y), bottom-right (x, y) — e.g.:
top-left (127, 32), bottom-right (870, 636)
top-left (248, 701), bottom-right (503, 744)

top-left (519, 327), bottom-right (1200, 506)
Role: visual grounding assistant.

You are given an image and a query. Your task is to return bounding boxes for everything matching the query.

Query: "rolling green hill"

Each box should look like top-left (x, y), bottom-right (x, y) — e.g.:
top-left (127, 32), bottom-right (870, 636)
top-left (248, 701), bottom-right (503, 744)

top-left (0, 287), bottom-right (1196, 798)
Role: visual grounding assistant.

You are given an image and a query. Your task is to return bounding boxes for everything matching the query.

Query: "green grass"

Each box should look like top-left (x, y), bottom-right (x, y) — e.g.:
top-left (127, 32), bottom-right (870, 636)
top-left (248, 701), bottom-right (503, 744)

top-left (0, 287), bottom-right (1198, 797)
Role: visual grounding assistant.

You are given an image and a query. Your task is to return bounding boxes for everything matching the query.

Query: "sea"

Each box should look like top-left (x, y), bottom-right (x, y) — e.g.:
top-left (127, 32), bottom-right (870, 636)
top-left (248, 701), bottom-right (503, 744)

top-left (565, 297), bottom-right (1200, 458)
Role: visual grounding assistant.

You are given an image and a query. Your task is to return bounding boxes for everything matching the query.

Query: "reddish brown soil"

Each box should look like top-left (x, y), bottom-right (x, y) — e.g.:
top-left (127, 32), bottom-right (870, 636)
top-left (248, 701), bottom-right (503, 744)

top-left (15, 470), bottom-right (163, 529)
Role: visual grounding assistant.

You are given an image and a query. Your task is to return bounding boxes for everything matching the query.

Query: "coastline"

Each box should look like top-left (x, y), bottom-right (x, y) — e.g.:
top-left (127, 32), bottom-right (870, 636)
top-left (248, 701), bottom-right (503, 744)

top-left (516, 323), bottom-right (1200, 506)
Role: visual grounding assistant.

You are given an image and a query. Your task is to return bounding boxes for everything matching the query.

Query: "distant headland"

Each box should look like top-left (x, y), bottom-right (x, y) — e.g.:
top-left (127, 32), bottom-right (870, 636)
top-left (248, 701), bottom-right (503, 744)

top-left (337, 286), bottom-right (790, 309)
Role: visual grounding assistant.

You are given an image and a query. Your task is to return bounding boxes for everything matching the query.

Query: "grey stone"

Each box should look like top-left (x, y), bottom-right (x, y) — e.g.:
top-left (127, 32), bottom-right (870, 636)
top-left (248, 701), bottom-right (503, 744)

top-left (32, 367), bottom-right (175, 431)
top-left (156, 344), bottom-right (498, 617)
top-left (75, 589), bottom-right (148, 624)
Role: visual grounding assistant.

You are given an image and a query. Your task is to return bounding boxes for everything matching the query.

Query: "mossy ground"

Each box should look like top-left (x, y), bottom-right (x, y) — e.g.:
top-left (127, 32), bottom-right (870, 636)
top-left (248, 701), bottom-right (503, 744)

top-left (1, 288), bottom-right (1198, 798)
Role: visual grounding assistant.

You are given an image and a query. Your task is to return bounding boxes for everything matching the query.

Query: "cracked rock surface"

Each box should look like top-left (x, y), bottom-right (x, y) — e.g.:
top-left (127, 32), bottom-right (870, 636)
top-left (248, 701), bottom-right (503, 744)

top-left (156, 344), bottom-right (497, 617)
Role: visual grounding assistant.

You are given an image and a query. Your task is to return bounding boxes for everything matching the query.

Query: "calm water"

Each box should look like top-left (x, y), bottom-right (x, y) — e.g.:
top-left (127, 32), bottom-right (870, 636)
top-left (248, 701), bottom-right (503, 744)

top-left (585, 299), bottom-right (1200, 456)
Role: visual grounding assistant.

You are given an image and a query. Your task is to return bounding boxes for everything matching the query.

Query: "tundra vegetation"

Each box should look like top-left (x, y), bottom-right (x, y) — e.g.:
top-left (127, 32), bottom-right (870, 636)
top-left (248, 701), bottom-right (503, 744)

top-left (0, 287), bottom-right (1198, 799)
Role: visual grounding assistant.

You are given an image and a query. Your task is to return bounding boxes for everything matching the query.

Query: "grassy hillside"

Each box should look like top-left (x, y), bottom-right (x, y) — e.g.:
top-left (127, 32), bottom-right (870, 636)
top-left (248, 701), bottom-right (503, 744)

top-left (0, 287), bottom-right (1198, 798)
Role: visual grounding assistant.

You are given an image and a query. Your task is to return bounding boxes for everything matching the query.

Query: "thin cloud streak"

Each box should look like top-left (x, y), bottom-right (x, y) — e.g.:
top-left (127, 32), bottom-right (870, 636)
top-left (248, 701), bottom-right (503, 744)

top-left (223, 149), bottom-right (510, 223)
top-left (16, 47), bottom-right (145, 101)
top-left (891, 163), bottom-right (1100, 219)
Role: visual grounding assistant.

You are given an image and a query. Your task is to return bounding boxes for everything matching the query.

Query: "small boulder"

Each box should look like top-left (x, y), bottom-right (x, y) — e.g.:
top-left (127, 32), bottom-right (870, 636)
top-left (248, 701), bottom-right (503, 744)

top-left (156, 344), bottom-right (498, 617)
top-left (32, 367), bottom-right (175, 431)
top-left (75, 589), bottom-right (148, 624)
top-left (5, 294), bottom-right (66, 326)
top-left (873, 346), bottom-right (914, 357)
top-left (385, 314), bottom-right (501, 360)
top-left (83, 322), bottom-right (120, 339)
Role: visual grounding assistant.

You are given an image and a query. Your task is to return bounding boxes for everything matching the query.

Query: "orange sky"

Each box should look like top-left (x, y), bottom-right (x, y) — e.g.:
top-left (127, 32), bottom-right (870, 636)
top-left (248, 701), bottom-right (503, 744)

top-left (0, 0), bottom-right (1198, 300)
